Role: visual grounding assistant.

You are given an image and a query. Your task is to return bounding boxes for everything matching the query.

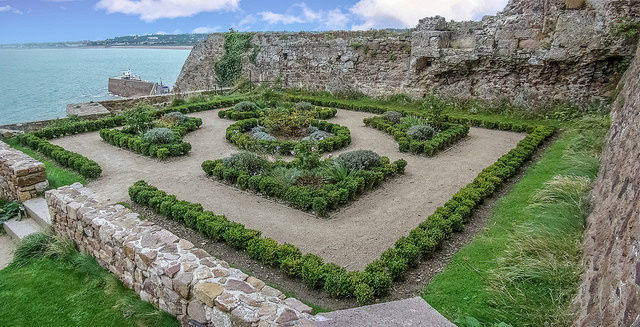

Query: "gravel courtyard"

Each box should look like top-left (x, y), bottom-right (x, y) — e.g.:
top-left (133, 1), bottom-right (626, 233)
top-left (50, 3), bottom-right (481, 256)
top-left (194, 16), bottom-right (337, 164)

top-left (52, 108), bottom-right (524, 270)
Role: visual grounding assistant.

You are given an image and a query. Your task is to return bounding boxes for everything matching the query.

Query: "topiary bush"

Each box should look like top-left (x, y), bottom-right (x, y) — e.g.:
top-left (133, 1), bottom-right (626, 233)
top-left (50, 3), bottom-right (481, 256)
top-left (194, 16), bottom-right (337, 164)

top-left (252, 131), bottom-right (276, 141)
top-left (222, 151), bottom-right (267, 174)
top-left (407, 124), bottom-right (435, 141)
top-left (337, 150), bottom-right (382, 171)
top-left (302, 130), bottom-right (329, 142)
top-left (383, 111), bottom-right (402, 124)
top-left (294, 102), bottom-right (314, 111)
top-left (263, 107), bottom-right (313, 137)
top-left (234, 101), bottom-right (260, 112)
top-left (162, 111), bottom-right (188, 124)
top-left (143, 128), bottom-right (175, 144)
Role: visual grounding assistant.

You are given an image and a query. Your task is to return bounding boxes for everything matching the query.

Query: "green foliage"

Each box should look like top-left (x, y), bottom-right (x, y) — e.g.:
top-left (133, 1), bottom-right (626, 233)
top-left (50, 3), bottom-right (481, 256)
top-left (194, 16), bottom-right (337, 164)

top-left (252, 131), bottom-right (276, 141)
top-left (399, 116), bottom-right (425, 130)
top-left (0, 201), bottom-right (24, 227)
top-left (143, 128), bottom-right (175, 144)
top-left (215, 31), bottom-right (254, 86)
top-left (354, 283), bottom-right (375, 304)
top-left (407, 124), bottom-right (435, 140)
top-left (263, 107), bottom-right (314, 137)
top-left (301, 130), bottom-right (328, 142)
top-left (337, 150), bottom-right (382, 171)
top-left (123, 103), bottom-right (155, 134)
top-left (234, 101), bottom-right (261, 112)
top-left (161, 111), bottom-right (188, 124)
top-left (383, 111), bottom-right (402, 124)
top-left (611, 20), bottom-right (640, 39)
top-left (222, 151), bottom-right (267, 174)
top-left (321, 162), bottom-right (353, 183)
top-left (294, 102), bottom-right (314, 111)
top-left (170, 98), bottom-right (187, 107)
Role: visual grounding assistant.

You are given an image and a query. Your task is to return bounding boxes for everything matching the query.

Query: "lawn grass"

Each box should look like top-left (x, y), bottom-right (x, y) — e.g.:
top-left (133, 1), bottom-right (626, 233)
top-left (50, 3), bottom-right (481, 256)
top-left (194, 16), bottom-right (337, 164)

top-left (4, 138), bottom-right (86, 189)
top-left (0, 233), bottom-right (178, 327)
top-left (421, 117), bottom-right (608, 326)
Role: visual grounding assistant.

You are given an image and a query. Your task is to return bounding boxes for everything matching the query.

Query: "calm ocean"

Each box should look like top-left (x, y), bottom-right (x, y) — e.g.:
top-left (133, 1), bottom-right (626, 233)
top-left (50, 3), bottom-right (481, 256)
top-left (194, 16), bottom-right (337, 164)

top-left (0, 48), bottom-right (190, 125)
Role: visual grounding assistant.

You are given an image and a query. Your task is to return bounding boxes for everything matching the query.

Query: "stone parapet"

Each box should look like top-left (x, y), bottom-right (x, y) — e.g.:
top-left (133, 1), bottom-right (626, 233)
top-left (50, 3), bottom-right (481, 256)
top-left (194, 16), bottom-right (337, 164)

top-left (46, 183), bottom-right (316, 326)
top-left (0, 140), bottom-right (47, 201)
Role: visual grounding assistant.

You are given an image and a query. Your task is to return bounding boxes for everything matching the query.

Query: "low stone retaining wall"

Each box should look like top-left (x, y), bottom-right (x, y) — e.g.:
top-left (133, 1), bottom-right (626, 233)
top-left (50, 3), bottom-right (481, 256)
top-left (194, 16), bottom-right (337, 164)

top-left (46, 183), bottom-right (316, 326)
top-left (0, 140), bottom-right (48, 201)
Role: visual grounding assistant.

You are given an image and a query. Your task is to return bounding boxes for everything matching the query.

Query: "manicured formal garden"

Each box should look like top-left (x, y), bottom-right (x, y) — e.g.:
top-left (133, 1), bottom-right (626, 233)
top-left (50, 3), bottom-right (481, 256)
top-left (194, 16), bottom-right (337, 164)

top-left (4, 88), bottom-right (608, 325)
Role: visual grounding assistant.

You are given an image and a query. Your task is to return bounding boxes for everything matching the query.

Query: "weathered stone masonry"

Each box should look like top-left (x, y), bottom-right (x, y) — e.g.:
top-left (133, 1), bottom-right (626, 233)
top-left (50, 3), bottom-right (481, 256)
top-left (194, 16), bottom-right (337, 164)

top-left (175, 0), bottom-right (639, 106)
top-left (47, 184), bottom-right (316, 326)
top-left (0, 140), bottom-right (48, 201)
top-left (573, 41), bottom-right (640, 327)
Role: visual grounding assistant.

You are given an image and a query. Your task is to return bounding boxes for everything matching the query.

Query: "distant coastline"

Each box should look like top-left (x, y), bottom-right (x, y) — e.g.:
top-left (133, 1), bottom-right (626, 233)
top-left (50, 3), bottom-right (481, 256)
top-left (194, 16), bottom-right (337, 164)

top-left (83, 46), bottom-right (193, 50)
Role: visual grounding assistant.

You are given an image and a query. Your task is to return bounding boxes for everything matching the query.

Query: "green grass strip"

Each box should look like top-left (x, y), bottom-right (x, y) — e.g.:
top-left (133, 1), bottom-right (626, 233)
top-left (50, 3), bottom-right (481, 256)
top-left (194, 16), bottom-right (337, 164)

top-left (421, 131), bottom-right (588, 326)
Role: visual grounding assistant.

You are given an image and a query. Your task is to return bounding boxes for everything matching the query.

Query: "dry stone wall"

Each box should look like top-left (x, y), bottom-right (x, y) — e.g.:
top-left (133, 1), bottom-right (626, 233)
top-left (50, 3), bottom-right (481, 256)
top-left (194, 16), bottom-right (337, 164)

top-left (47, 183), bottom-right (316, 327)
top-left (0, 140), bottom-right (47, 201)
top-left (573, 41), bottom-right (640, 326)
top-left (175, 0), bottom-right (639, 106)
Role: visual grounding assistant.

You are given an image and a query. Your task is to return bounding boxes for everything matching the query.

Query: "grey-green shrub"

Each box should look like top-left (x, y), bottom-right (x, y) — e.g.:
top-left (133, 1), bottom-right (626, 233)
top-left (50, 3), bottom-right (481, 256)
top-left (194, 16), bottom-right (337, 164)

top-left (251, 126), bottom-right (266, 134)
top-left (163, 111), bottom-right (188, 124)
top-left (234, 101), bottom-right (260, 112)
top-left (143, 128), bottom-right (175, 144)
top-left (294, 102), bottom-right (314, 111)
top-left (399, 116), bottom-right (425, 129)
top-left (253, 131), bottom-right (276, 141)
top-left (302, 130), bottom-right (328, 142)
top-left (223, 151), bottom-right (267, 173)
top-left (337, 150), bottom-right (382, 170)
top-left (383, 111), bottom-right (402, 124)
top-left (270, 166), bottom-right (304, 186)
top-left (407, 124), bottom-right (435, 140)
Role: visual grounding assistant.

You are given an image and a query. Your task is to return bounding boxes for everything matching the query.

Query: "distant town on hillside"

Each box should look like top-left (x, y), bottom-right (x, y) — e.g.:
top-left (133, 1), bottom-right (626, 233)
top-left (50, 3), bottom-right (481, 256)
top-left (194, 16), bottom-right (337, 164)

top-left (0, 33), bottom-right (209, 48)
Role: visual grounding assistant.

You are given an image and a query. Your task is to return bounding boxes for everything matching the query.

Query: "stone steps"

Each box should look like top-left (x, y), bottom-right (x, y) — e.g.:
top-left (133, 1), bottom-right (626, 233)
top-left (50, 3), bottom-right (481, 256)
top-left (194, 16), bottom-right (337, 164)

top-left (23, 197), bottom-right (51, 228)
top-left (3, 217), bottom-right (44, 242)
top-left (315, 297), bottom-right (455, 327)
top-left (3, 196), bottom-right (51, 243)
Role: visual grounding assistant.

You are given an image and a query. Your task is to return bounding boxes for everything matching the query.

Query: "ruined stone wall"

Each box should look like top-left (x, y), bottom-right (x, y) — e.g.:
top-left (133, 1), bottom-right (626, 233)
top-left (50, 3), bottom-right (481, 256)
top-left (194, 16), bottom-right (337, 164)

top-left (47, 184), bottom-right (316, 326)
top-left (175, 0), bottom-right (639, 106)
top-left (573, 41), bottom-right (640, 327)
top-left (108, 78), bottom-right (157, 98)
top-left (0, 141), bottom-right (47, 202)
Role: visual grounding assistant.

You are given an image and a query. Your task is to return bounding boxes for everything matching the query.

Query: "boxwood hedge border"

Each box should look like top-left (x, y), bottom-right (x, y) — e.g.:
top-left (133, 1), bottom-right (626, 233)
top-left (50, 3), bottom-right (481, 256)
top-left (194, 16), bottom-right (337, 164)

top-left (225, 118), bottom-right (351, 155)
top-left (11, 96), bottom-right (248, 178)
top-left (129, 122), bottom-right (555, 304)
top-left (201, 156), bottom-right (407, 216)
top-left (364, 117), bottom-right (469, 156)
top-left (218, 106), bottom-right (337, 121)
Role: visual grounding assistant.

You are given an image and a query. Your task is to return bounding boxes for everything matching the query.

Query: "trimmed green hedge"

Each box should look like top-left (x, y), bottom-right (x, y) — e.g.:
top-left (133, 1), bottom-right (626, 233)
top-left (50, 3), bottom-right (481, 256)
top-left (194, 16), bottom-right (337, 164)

top-left (202, 157), bottom-right (407, 216)
top-left (99, 117), bottom-right (201, 160)
top-left (32, 116), bottom-right (127, 140)
top-left (130, 124), bottom-right (554, 303)
top-left (284, 94), bottom-right (537, 134)
top-left (225, 119), bottom-right (351, 155)
top-left (157, 96), bottom-right (249, 116)
top-left (14, 134), bottom-right (101, 178)
top-left (218, 106), bottom-right (338, 121)
top-left (364, 117), bottom-right (470, 156)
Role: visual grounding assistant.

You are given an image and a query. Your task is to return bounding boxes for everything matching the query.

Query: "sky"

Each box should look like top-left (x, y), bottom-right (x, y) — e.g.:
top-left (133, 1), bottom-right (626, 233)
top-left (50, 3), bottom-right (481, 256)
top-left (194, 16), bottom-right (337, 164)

top-left (0, 0), bottom-right (510, 44)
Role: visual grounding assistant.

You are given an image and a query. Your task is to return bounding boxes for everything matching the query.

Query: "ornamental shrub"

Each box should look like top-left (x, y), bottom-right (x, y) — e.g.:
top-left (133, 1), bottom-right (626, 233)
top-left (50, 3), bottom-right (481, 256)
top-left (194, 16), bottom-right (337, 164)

top-left (383, 111), bottom-right (402, 124)
top-left (407, 124), bottom-right (435, 140)
top-left (143, 128), bottom-right (175, 144)
top-left (251, 125), bottom-right (266, 134)
top-left (294, 102), bottom-right (314, 111)
top-left (222, 151), bottom-right (267, 174)
top-left (234, 101), bottom-right (260, 112)
top-left (252, 131), bottom-right (276, 141)
top-left (354, 283), bottom-right (375, 304)
top-left (263, 107), bottom-right (313, 137)
top-left (162, 111), bottom-right (188, 124)
top-left (337, 150), bottom-right (382, 171)
top-left (301, 254), bottom-right (326, 289)
top-left (302, 130), bottom-right (329, 142)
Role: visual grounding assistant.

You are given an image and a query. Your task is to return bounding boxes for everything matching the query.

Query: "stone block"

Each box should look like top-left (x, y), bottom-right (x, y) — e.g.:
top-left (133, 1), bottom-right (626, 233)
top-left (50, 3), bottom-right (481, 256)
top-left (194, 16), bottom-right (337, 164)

top-left (192, 282), bottom-right (224, 307)
top-left (566, 0), bottom-right (585, 9)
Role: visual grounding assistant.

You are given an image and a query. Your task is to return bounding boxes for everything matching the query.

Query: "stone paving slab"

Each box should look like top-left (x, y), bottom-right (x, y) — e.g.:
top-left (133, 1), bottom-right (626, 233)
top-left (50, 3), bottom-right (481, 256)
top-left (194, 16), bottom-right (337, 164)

top-left (316, 297), bottom-right (454, 327)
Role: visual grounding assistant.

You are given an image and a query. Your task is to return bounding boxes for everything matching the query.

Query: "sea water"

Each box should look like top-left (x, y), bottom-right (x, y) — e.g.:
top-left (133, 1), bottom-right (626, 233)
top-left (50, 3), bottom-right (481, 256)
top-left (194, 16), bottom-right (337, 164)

top-left (0, 48), bottom-right (190, 125)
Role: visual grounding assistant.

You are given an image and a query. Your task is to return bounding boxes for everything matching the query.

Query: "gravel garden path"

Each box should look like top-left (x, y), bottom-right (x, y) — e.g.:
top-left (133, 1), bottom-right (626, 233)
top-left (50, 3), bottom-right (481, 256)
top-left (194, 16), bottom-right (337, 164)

top-left (52, 109), bottom-right (524, 270)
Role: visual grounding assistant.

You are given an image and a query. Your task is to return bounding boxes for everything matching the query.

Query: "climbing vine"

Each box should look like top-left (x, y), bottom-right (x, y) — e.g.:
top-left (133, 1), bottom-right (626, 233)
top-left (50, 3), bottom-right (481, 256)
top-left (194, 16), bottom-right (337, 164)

top-left (214, 30), bottom-right (254, 87)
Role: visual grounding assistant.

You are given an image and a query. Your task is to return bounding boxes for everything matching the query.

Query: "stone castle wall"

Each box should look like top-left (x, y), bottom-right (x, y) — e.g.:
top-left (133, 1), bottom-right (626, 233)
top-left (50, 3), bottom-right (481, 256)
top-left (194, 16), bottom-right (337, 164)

top-left (108, 78), bottom-right (157, 98)
top-left (573, 41), bottom-right (640, 327)
top-left (47, 184), bottom-right (316, 326)
top-left (174, 0), bottom-right (639, 106)
top-left (0, 140), bottom-right (48, 202)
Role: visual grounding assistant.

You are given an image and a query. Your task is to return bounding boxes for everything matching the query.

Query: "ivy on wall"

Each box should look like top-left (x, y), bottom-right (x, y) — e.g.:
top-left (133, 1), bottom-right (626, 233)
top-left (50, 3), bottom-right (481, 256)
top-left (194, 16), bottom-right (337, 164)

top-left (214, 31), bottom-right (254, 87)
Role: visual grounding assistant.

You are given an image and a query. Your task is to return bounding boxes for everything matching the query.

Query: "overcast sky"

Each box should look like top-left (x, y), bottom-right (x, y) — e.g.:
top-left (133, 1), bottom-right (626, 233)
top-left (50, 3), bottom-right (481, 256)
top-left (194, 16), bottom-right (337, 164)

top-left (0, 0), bottom-right (510, 44)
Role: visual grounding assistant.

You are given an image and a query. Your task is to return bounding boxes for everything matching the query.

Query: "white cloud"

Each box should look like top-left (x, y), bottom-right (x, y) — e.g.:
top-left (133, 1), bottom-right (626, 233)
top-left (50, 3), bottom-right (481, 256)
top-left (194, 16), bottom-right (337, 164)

top-left (0, 5), bottom-right (23, 14)
top-left (95, 0), bottom-right (239, 22)
top-left (193, 25), bottom-right (222, 34)
top-left (259, 3), bottom-right (349, 30)
top-left (350, 0), bottom-right (508, 30)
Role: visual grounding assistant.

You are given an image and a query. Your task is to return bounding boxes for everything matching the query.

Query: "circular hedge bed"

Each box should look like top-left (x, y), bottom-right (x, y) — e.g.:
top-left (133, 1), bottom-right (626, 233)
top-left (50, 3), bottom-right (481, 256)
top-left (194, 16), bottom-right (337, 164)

top-left (225, 118), bottom-right (351, 155)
